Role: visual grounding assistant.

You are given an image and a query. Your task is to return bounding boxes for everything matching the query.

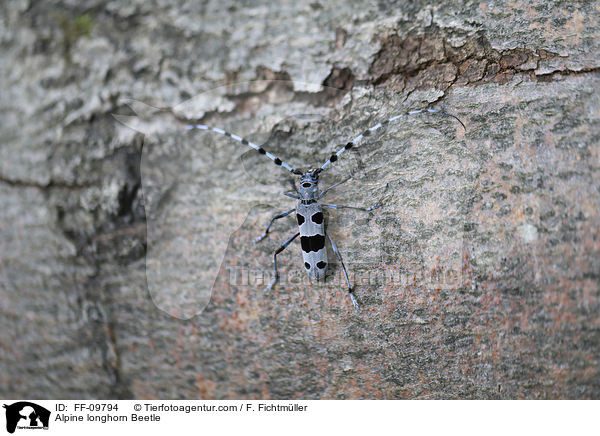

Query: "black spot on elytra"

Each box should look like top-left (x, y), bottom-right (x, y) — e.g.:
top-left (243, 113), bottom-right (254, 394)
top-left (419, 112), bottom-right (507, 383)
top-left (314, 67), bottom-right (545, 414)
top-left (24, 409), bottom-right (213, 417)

top-left (241, 139), bottom-right (249, 145)
top-left (274, 158), bottom-right (282, 165)
top-left (362, 129), bottom-right (371, 136)
top-left (301, 235), bottom-right (325, 253)
top-left (257, 147), bottom-right (266, 154)
top-left (345, 142), bottom-right (353, 150)
top-left (302, 182), bottom-right (311, 188)
top-left (296, 213), bottom-right (305, 225)
top-left (329, 154), bottom-right (337, 162)
top-left (304, 262), bottom-right (310, 269)
top-left (316, 261), bottom-right (327, 269)
top-left (311, 212), bottom-right (323, 224)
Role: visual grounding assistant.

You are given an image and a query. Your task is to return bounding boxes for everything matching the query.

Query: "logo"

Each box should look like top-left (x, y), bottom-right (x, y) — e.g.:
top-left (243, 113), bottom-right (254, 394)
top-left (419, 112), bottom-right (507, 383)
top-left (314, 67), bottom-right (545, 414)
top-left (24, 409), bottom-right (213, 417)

top-left (3, 402), bottom-right (50, 434)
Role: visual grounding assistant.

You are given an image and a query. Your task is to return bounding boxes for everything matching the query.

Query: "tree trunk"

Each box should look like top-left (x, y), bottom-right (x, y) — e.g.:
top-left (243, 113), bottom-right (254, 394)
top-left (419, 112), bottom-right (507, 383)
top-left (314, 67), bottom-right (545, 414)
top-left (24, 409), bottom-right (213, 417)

top-left (1, 0), bottom-right (598, 399)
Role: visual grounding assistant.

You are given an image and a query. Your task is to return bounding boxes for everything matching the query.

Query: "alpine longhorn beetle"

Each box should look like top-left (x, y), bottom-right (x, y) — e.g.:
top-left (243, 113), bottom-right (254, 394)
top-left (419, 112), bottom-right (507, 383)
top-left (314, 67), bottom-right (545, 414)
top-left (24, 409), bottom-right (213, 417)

top-left (185, 108), bottom-right (464, 310)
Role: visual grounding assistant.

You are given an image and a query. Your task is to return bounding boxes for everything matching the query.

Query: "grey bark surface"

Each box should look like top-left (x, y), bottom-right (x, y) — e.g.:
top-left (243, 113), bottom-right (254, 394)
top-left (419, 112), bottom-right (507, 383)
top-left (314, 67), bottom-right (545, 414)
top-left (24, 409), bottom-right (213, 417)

top-left (1, 0), bottom-right (599, 399)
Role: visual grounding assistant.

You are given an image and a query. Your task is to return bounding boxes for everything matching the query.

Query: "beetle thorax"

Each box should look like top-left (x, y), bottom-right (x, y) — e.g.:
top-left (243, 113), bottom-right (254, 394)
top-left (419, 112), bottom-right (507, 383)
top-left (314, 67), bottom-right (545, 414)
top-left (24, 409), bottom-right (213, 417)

top-left (298, 171), bottom-right (320, 201)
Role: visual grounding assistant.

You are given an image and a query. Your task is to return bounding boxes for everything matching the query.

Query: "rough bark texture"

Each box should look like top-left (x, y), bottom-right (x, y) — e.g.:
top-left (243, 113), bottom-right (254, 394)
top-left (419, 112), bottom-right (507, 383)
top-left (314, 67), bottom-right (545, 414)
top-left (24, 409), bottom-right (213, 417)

top-left (1, 0), bottom-right (599, 399)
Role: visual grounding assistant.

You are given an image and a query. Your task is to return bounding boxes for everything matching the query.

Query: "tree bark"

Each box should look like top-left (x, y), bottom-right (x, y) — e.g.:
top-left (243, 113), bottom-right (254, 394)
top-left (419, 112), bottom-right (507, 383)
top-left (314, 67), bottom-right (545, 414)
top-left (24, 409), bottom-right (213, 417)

top-left (1, 0), bottom-right (598, 399)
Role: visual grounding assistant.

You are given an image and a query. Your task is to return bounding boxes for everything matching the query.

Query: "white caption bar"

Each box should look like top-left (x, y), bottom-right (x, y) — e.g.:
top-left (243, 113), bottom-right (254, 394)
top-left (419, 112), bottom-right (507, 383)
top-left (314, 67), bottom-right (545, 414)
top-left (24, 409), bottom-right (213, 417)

top-left (0, 400), bottom-right (597, 436)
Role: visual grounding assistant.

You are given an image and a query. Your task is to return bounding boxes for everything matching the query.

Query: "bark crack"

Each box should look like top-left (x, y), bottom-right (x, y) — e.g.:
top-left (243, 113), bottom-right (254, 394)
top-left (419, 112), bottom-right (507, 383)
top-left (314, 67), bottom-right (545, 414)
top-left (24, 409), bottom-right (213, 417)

top-left (368, 30), bottom-right (597, 92)
top-left (0, 173), bottom-right (92, 190)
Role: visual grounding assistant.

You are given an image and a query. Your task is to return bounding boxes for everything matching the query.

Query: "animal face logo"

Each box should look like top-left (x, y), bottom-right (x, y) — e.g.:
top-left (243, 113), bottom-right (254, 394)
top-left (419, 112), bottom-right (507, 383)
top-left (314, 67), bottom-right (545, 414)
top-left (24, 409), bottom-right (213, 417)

top-left (3, 402), bottom-right (50, 433)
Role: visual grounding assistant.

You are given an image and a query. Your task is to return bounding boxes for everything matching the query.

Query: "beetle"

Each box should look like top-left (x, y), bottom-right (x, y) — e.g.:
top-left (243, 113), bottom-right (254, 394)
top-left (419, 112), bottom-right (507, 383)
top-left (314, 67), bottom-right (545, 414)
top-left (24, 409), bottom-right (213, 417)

top-left (186, 108), bottom-right (464, 309)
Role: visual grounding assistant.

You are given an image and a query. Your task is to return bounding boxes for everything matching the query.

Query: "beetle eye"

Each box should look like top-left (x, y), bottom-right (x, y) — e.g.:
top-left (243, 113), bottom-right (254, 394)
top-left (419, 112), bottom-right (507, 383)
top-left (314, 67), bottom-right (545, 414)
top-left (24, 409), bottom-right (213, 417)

top-left (302, 183), bottom-right (312, 188)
